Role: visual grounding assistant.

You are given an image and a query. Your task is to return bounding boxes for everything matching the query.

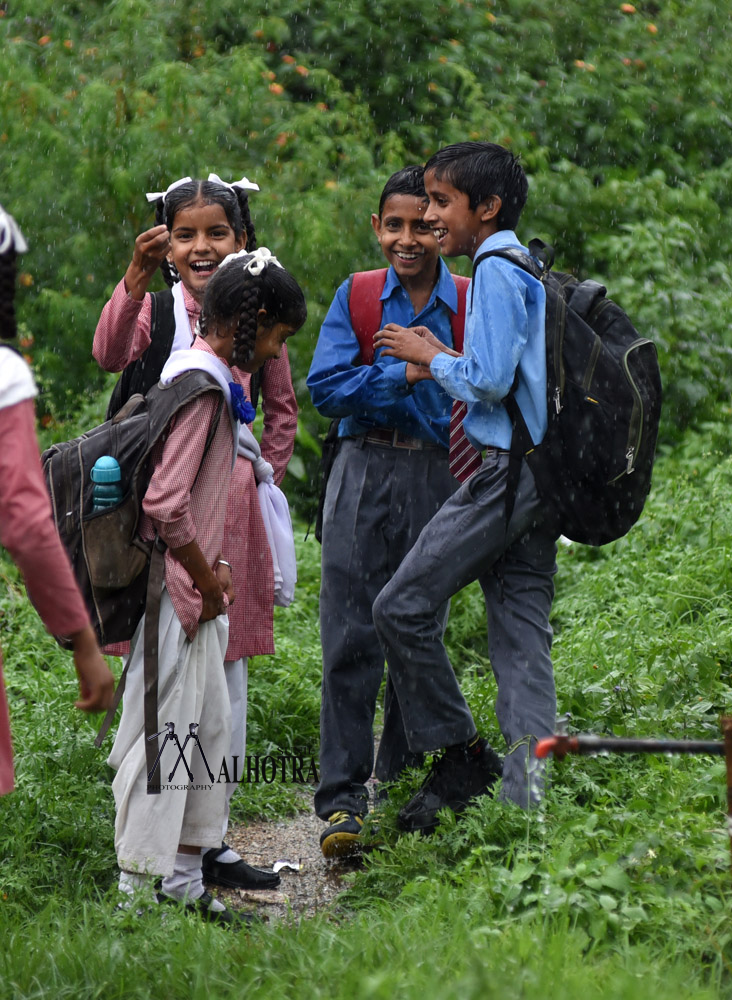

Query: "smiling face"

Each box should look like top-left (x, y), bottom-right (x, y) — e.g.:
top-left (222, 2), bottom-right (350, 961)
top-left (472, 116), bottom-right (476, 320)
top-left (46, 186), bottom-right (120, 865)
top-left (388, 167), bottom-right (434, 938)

top-left (238, 315), bottom-right (298, 374)
top-left (168, 200), bottom-right (244, 302)
top-left (371, 193), bottom-right (440, 284)
top-left (423, 170), bottom-right (500, 260)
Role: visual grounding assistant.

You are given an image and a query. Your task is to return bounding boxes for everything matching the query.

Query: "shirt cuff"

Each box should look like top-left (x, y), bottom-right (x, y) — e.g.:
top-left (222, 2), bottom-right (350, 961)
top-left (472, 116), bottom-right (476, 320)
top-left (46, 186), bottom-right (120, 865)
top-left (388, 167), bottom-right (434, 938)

top-left (380, 361), bottom-right (411, 397)
top-left (429, 352), bottom-right (457, 386)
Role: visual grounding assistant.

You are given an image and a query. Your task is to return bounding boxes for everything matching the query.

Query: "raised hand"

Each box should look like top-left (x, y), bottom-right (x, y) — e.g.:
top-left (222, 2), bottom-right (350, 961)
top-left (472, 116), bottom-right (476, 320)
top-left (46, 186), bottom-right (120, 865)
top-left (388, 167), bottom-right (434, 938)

top-left (124, 225), bottom-right (172, 300)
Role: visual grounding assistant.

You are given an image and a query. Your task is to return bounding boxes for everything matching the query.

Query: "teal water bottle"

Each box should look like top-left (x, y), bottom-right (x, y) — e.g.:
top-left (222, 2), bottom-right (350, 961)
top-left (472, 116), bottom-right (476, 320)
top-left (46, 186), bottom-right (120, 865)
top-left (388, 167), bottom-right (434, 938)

top-left (91, 456), bottom-right (123, 511)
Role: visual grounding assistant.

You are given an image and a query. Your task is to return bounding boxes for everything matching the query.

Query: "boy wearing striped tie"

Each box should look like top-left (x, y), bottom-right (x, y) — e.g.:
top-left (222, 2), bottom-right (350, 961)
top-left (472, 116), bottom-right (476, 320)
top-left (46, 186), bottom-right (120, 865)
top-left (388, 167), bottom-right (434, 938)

top-left (373, 142), bottom-right (557, 832)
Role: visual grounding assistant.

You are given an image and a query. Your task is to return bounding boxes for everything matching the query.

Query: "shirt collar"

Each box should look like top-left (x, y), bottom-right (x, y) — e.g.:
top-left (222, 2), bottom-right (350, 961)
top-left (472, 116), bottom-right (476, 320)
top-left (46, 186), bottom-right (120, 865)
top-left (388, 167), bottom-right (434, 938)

top-left (383, 257), bottom-right (461, 314)
top-left (181, 282), bottom-right (202, 317)
top-left (192, 332), bottom-right (232, 370)
top-left (474, 230), bottom-right (525, 259)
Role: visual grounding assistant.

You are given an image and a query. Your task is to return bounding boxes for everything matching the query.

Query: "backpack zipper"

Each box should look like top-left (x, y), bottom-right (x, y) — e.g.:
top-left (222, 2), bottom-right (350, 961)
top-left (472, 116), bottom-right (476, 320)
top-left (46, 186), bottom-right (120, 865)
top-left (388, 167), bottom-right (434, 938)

top-left (609, 338), bottom-right (655, 482)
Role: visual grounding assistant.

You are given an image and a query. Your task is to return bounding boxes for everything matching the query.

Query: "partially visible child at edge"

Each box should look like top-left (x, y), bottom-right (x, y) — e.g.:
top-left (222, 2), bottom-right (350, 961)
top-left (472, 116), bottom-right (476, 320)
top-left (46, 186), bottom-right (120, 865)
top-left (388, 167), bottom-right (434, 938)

top-left (371, 141), bottom-right (557, 832)
top-left (109, 249), bottom-right (306, 925)
top-left (0, 205), bottom-right (114, 797)
top-left (93, 175), bottom-right (297, 892)
top-left (307, 165), bottom-right (463, 858)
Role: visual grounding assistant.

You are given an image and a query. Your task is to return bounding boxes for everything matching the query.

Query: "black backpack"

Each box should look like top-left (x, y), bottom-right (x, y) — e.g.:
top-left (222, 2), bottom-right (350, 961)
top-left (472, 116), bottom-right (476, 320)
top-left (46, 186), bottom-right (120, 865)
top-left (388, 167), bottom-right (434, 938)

top-left (42, 371), bottom-right (225, 791)
top-left (106, 288), bottom-right (262, 418)
top-left (474, 240), bottom-right (662, 546)
top-left (43, 369), bottom-right (225, 648)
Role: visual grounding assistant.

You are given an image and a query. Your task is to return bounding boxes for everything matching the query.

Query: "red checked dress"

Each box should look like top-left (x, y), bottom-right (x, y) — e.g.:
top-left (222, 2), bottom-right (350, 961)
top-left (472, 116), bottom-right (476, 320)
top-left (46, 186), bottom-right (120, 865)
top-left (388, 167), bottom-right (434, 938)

top-left (93, 280), bottom-right (298, 658)
top-left (0, 351), bottom-right (90, 795)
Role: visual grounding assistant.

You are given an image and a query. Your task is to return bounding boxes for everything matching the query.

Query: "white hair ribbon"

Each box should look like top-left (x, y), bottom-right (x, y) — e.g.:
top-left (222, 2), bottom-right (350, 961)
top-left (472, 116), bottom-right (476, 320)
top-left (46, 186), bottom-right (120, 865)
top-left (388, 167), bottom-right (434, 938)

top-left (145, 176), bottom-right (193, 204)
top-left (207, 172), bottom-right (260, 194)
top-left (0, 205), bottom-right (28, 255)
top-left (219, 246), bottom-right (283, 276)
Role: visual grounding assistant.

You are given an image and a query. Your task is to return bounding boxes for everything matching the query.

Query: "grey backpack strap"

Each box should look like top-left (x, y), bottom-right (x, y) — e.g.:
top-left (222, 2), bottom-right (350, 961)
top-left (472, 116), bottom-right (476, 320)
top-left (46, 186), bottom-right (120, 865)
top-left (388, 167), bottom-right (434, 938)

top-left (143, 541), bottom-right (166, 794)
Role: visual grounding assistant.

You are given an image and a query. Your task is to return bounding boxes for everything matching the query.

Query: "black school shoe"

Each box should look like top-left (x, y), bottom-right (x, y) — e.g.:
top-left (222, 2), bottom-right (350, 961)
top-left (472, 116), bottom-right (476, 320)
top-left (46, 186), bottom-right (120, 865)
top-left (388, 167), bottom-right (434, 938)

top-left (202, 843), bottom-right (281, 890)
top-left (398, 740), bottom-right (503, 835)
top-left (156, 890), bottom-right (260, 928)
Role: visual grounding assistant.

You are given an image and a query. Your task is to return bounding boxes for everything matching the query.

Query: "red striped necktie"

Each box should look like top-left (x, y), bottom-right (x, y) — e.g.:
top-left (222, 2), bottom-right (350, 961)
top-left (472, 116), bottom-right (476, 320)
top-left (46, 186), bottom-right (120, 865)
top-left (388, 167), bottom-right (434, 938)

top-left (448, 399), bottom-right (483, 482)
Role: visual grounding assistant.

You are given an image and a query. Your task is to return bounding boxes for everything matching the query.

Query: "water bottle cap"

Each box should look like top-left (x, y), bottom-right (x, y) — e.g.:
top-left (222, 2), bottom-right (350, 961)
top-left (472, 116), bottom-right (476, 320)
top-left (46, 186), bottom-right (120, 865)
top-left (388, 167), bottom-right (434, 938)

top-left (91, 455), bottom-right (121, 483)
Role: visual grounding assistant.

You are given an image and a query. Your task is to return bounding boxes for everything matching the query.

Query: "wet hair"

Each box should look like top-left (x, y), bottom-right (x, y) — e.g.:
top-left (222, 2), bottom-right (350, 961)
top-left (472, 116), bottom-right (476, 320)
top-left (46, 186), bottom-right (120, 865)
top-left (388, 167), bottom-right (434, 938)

top-left (200, 254), bottom-right (307, 369)
top-left (425, 142), bottom-right (528, 230)
top-left (152, 179), bottom-right (258, 287)
top-left (378, 164), bottom-right (427, 218)
top-left (0, 245), bottom-right (17, 341)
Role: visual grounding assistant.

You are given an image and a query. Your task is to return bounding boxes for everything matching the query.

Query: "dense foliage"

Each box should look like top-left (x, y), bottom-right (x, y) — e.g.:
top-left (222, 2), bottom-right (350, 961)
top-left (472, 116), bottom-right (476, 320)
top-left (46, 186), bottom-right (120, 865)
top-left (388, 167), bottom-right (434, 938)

top-left (2, 0), bottom-right (732, 507)
top-left (2, 5), bottom-right (732, 992)
top-left (2, 419), bottom-right (732, 996)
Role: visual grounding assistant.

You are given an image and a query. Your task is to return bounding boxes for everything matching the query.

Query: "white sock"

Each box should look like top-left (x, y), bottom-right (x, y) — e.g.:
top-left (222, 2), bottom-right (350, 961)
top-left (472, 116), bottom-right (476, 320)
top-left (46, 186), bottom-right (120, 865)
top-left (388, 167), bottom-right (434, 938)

top-left (202, 843), bottom-right (241, 864)
top-left (215, 847), bottom-right (241, 864)
top-left (163, 852), bottom-right (225, 911)
top-left (118, 871), bottom-right (158, 907)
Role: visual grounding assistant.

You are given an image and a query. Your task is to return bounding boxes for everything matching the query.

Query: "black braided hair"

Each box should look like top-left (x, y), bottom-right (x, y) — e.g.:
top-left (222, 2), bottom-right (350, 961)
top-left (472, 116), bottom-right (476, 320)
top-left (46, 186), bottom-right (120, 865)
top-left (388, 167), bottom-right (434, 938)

top-left (200, 253), bottom-right (307, 369)
top-left (0, 246), bottom-right (17, 341)
top-left (150, 178), bottom-right (259, 288)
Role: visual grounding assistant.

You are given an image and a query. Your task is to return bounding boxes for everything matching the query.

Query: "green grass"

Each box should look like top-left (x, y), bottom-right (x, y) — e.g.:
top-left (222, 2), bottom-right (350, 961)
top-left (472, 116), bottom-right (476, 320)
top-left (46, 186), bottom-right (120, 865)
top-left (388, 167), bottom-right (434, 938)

top-left (2, 419), bottom-right (732, 997)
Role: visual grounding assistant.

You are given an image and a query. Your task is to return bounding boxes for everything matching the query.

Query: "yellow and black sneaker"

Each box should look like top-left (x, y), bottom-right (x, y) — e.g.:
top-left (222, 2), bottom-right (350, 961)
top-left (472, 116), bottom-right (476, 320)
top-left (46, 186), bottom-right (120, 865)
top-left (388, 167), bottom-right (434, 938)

top-left (319, 811), bottom-right (365, 859)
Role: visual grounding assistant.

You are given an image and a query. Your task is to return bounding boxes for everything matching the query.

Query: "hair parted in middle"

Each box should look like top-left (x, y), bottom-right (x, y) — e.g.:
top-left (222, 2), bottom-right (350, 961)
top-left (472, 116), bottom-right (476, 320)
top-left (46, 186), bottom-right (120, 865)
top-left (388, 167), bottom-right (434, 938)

top-left (200, 250), bottom-right (307, 369)
top-left (425, 141), bottom-right (529, 231)
top-left (152, 178), bottom-right (258, 288)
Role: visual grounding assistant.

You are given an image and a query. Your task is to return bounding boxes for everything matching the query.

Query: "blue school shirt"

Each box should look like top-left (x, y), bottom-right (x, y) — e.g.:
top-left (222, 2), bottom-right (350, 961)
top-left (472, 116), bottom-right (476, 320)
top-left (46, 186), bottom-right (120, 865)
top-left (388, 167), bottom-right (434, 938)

top-left (430, 231), bottom-right (547, 452)
top-left (307, 259), bottom-right (459, 446)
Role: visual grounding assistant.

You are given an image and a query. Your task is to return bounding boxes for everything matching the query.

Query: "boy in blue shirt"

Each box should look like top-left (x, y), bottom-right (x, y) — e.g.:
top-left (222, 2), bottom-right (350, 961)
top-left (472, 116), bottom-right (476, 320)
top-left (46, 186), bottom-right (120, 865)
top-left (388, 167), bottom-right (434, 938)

top-left (307, 166), bottom-right (465, 857)
top-left (372, 142), bottom-right (557, 833)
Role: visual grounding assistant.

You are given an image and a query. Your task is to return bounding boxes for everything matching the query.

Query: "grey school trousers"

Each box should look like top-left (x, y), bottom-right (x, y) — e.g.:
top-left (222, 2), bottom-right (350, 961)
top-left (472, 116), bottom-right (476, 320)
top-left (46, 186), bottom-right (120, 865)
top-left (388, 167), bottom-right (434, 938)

top-left (315, 436), bottom-right (457, 820)
top-left (372, 450), bottom-right (558, 808)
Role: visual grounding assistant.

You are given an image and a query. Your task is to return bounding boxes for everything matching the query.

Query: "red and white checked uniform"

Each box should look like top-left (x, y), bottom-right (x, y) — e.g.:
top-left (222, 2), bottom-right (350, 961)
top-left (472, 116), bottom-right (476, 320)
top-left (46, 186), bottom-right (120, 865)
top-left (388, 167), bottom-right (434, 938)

top-left (94, 279), bottom-right (298, 657)
top-left (0, 388), bottom-right (91, 795)
top-left (139, 336), bottom-right (236, 638)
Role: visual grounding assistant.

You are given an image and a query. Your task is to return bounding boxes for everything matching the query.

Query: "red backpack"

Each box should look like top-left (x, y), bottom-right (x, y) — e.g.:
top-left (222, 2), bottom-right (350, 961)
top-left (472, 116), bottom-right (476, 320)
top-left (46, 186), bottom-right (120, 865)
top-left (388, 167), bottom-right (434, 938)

top-left (348, 268), bottom-right (469, 361)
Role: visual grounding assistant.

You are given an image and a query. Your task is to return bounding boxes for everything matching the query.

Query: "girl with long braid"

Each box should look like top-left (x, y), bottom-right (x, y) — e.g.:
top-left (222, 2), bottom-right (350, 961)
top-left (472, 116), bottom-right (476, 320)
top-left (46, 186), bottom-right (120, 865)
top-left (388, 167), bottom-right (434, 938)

top-left (94, 176), bottom-right (298, 890)
top-left (110, 249), bottom-right (306, 926)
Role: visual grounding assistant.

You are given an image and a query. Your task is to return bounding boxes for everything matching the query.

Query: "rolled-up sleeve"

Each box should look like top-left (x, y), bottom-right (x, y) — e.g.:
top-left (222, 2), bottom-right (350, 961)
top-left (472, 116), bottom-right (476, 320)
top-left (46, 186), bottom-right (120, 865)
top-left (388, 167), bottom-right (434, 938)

top-left (93, 279), bottom-right (154, 373)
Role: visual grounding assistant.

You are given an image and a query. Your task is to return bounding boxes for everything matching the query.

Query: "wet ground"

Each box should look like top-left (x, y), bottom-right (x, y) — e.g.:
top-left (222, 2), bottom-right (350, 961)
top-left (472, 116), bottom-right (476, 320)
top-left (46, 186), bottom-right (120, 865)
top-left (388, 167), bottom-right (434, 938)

top-left (210, 793), bottom-right (364, 924)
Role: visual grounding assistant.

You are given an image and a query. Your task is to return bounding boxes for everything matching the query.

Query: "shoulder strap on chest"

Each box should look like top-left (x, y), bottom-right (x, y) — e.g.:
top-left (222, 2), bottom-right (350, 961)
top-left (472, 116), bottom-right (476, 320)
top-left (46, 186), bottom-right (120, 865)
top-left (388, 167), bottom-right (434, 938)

top-left (348, 269), bottom-right (388, 366)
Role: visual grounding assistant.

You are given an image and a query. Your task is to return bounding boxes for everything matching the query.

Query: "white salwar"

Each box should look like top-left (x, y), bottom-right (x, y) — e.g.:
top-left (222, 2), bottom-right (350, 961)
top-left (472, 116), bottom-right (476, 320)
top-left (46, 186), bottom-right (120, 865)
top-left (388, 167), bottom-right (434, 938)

top-left (109, 588), bottom-right (231, 876)
top-left (222, 656), bottom-right (248, 837)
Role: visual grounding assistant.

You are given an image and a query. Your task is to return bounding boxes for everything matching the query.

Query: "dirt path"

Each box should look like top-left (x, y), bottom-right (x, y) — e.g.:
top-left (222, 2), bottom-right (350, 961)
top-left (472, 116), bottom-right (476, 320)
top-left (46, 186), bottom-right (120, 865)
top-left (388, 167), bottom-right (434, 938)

top-left (211, 793), bottom-right (364, 923)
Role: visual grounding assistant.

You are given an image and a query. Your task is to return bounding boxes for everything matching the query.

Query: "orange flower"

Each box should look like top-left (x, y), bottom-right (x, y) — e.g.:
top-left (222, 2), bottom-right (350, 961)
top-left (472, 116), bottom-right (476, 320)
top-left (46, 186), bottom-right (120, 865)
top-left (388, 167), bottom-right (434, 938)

top-left (18, 273), bottom-right (34, 287)
top-left (269, 82), bottom-right (284, 95)
top-left (39, 35), bottom-right (51, 46)
top-left (620, 3), bottom-right (636, 12)
top-left (295, 65), bottom-right (308, 76)
top-left (63, 39), bottom-right (73, 49)
top-left (282, 54), bottom-right (296, 64)
top-left (646, 22), bottom-right (658, 33)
